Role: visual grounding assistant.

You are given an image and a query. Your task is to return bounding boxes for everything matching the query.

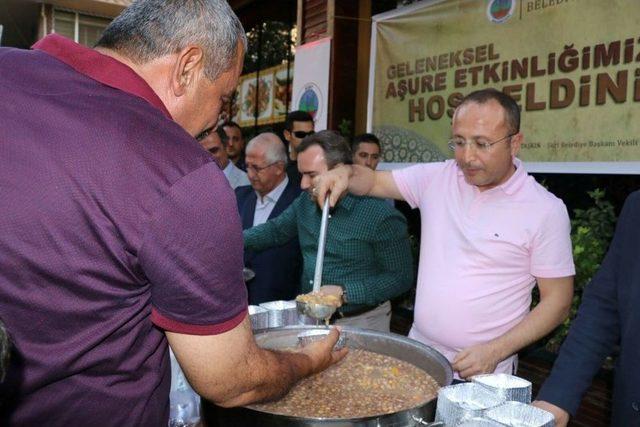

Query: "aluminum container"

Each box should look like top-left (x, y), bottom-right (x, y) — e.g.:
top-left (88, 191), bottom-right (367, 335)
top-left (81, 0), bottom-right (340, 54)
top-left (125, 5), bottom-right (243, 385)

top-left (484, 401), bottom-right (554, 427)
top-left (215, 325), bottom-right (453, 426)
top-left (457, 417), bottom-right (506, 426)
top-left (435, 382), bottom-right (506, 425)
top-left (248, 305), bottom-right (269, 330)
top-left (296, 328), bottom-right (347, 349)
top-left (472, 374), bottom-right (532, 403)
top-left (297, 312), bottom-right (321, 325)
top-left (259, 300), bottom-right (298, 328)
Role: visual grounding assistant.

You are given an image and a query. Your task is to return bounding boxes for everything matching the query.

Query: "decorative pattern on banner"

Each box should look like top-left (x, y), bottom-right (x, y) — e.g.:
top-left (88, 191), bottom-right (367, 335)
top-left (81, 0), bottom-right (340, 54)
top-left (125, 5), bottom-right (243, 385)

top-left (369, 0), bottom-right (640, 169)
top-left (231, 62), bottom-right (294, 127)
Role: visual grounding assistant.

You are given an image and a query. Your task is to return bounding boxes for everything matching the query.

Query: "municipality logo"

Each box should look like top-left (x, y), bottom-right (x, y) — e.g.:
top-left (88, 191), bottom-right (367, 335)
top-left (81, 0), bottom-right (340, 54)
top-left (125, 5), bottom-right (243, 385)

top-left (296, 83), bottom-right (322, 119)
top-left (487, 0), bottom-right (516, 23)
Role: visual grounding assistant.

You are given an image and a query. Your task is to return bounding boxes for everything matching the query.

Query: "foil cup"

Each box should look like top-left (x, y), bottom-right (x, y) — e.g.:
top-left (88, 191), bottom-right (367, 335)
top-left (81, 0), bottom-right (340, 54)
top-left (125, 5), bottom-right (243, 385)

top-left (472, 374), bottom-right (533, 403)
top-left (457, 417), bottom-right (507, 426)
top-left (435, 382), bottom-right (506, 425)
top-left (297, 313), bottom-right (320, 325)
top-left (296, 328), bottom-right (347, 350)
top-left (259, 300), bottom-right (298, 328)
top-left (248, 305), bottom-right (269, 330)
top-left (485, 401), bottom-right (555, 427)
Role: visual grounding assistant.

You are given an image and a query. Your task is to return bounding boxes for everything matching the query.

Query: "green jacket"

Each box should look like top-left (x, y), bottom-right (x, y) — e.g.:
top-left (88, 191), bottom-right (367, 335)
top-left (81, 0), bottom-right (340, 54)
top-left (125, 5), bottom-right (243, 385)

top-left (243, 192), bottom-right (414, 311)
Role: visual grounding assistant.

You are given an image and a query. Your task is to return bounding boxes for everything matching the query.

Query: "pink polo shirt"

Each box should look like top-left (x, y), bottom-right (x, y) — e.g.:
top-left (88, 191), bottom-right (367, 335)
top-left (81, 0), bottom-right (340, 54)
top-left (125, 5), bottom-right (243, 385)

top-left (393, 159), bottom-right (574, 376)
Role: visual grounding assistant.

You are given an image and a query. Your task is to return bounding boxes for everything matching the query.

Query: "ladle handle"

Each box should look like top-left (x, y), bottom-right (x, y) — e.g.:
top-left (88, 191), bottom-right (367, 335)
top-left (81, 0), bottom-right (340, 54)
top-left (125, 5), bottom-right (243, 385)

top-left (312, 196), bottom-right (331, 293)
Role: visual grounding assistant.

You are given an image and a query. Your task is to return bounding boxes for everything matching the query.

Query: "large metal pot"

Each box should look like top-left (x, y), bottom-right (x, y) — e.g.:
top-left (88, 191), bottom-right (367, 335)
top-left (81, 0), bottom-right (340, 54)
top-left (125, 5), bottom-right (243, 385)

top-left (215, 326), bottom-right (453, 427)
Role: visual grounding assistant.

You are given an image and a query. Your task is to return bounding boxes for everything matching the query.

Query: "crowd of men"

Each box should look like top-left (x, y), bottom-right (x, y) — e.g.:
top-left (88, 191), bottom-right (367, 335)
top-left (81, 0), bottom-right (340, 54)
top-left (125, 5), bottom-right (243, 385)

top-left (0, 1), bottom-right (637, 426)
top-left (202, 108), bottom-right (411, 332)
top-left (182, 88), bottom-right (640, 425)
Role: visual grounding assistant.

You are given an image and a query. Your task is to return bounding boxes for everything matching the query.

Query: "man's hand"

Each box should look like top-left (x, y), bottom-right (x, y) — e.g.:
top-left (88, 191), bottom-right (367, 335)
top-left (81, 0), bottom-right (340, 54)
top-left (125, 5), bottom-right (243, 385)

top-left (532, 400), bottom-right (570, 426)
top-left (318, 285), bottom-right (345, 303)
top-left (452, 342), bottom-right (503, 379)
top-left (313, 164), bottom-right (353, 208)
top-left (298, 327), bottom-right (348, 374)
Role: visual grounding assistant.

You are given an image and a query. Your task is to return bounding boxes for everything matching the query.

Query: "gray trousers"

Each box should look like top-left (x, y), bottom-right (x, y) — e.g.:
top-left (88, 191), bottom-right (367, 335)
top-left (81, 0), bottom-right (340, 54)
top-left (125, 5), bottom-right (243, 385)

top-left (334, 300), bottom-right (392, 332)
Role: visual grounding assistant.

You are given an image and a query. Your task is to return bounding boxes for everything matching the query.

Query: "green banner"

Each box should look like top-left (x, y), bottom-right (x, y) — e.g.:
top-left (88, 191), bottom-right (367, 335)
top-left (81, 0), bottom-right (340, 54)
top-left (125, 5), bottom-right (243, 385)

top-left (371, 0), bottom-right (640, 169)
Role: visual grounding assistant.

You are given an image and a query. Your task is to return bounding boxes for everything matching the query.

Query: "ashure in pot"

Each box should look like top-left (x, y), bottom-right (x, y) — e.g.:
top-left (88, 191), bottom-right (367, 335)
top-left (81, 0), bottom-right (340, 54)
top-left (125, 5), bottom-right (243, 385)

top-left (215, 326), bottom-right (453, 427)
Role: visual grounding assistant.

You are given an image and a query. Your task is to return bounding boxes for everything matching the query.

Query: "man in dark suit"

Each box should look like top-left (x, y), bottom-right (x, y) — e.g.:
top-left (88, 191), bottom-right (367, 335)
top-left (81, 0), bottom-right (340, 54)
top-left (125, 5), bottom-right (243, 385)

top-left (533, 191), bottom-right (640, 426)
top-left (236, 133), bottom-right (302, 304)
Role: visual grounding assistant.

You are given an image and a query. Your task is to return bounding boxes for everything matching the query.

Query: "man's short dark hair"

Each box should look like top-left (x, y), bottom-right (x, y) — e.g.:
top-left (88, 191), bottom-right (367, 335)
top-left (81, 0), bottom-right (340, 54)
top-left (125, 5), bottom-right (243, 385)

top-left (295, 130), bottom-right (351, 169)
top-left (284, 110), bottom-right (314, 131)
top-left (352, 133), bottom-right (381, 153)
top-left (215, 127), bottom-right (229, 148)
top-left (458, 88), bottom-right (520, 134)
top-left (221, 121), bottom-right (241, 132)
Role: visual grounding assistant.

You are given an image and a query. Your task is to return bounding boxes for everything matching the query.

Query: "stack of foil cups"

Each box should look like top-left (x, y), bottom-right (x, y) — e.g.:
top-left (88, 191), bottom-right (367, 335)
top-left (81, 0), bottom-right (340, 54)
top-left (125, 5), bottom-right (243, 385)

top-left (436, 373), bottom-right (553, 426)
top-left (435, 383), bottom-right (505, 424)
top-left (247, 305), bottom-right (269, 330)
top-left (484, 401), bottom-right (555, 426)
top-left (472, 373), bottom-right (533, 403)
top-left (456, 418), bottom-right (506, 426)
top-left (259, 300), bottom-right (299, 328)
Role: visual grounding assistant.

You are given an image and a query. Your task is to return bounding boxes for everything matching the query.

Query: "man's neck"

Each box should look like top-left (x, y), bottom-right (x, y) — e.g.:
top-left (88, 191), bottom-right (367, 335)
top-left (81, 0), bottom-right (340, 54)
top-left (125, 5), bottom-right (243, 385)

top-left (257, 176), bottom-right (286, 202)
top-left (219, 158), bottom-right (230, 169)
top-left (95, 47), bottom-right (174, 116)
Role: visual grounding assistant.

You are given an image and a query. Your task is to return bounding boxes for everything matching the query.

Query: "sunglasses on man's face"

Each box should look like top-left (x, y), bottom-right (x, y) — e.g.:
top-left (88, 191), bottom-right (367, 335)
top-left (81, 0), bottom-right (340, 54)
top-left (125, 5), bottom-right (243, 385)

top-left (293, 130), bottom-right (314, 139)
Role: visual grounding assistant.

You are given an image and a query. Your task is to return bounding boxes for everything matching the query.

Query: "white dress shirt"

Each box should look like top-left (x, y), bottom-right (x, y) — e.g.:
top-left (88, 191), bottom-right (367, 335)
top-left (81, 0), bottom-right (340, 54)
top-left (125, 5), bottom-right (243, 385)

top-left (252, 176), bottom-right (289, 226)
top-left (223, 161), bottom-right (250, 189)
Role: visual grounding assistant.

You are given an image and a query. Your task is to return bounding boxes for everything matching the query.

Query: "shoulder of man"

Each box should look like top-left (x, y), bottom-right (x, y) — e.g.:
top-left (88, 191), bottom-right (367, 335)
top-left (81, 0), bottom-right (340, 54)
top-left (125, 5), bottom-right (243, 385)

top-left (348, 194), bottom-right (405, 222)
top-left (525, 177), bottom-right (570, 216)
top-left (625, 189), bottom-right (640, 208)
top-left (235, 185), bottom-right (254, 200)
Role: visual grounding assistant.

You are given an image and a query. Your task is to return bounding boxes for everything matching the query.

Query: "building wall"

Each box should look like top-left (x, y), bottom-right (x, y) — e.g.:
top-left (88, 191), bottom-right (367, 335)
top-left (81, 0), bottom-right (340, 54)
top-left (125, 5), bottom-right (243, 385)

top-left (294, 0), bottom-right (395, 134)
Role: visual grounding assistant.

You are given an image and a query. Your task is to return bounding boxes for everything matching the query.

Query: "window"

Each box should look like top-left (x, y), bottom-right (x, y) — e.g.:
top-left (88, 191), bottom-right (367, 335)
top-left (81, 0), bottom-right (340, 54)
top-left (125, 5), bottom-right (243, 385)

top-left (53, 9), bottom-right (111, 47)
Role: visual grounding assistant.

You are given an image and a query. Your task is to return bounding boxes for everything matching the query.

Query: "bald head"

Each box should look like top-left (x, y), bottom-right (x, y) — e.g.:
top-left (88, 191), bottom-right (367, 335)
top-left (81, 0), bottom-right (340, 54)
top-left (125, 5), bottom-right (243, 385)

top-left (246, 132), bottom-right (288, 164)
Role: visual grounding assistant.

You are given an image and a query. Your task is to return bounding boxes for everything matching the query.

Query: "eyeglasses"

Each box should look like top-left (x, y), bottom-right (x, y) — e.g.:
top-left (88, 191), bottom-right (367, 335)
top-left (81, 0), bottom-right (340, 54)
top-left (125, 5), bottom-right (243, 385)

top-left (246, 162), bottom-right (280, 174)
top-left (293, 130), bottom-right (314, 139)
top-left (447, 133), bottom-right (516, 152)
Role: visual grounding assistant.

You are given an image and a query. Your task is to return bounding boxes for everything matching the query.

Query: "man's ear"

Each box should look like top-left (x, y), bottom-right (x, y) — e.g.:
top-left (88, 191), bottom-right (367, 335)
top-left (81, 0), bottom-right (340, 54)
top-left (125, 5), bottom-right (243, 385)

top-left (510, 132), bottom-right (523, 157)
top-left (283, 129), bottom-right (292, 142)
top-left (171, 46), bottom-right (205, 97)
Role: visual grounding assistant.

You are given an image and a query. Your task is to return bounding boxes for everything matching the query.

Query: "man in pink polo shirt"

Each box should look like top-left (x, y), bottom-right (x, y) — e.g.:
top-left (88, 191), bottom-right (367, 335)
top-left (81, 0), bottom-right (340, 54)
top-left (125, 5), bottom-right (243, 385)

top-left (315, 89), bottom-right (575, 379)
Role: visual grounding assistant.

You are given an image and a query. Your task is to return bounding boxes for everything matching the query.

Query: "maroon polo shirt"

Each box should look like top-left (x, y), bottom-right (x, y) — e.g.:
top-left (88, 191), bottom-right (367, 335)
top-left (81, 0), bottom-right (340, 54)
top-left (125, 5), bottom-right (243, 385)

top-left (0, 35), bottom-right (247, 426)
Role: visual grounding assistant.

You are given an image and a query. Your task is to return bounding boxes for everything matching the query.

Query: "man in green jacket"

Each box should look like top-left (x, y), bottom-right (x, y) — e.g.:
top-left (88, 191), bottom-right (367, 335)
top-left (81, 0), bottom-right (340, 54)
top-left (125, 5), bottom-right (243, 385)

top-left (244, 130), bottom-right (413, 331)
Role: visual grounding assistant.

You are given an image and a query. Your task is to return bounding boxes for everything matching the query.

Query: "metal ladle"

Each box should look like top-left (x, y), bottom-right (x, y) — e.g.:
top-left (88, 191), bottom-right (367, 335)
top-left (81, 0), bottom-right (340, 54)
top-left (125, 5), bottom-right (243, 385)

top-left (296, 195), bottom-right (341, 321)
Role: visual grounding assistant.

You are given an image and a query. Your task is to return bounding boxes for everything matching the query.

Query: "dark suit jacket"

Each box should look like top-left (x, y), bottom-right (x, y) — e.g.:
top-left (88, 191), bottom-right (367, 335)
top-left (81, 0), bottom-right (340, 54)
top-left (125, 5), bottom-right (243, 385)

top-left (285, 160), bottom-right (301, 187)
top-left (236, 180), bottom-right (302, 305)
top-left (537, 191), bottom-right (640, 426)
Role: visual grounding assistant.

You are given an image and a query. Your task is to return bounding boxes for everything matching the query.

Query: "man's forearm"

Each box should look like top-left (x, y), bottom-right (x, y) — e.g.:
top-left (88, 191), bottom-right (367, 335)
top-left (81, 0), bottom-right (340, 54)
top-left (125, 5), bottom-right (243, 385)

top-left (489, 294), bottom-right (571, 362)
top-left (347, 164), bottom-right (376, 196)
top-left (215, 348), bottom-right (313, 407)
top-left (169, 320), bottom-right (346, 409)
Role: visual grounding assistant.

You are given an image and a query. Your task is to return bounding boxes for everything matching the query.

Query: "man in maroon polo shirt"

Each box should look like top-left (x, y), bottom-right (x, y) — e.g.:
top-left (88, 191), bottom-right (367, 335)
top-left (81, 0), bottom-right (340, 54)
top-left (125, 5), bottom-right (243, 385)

top-left (0, 1), bottom-right (345, 425)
